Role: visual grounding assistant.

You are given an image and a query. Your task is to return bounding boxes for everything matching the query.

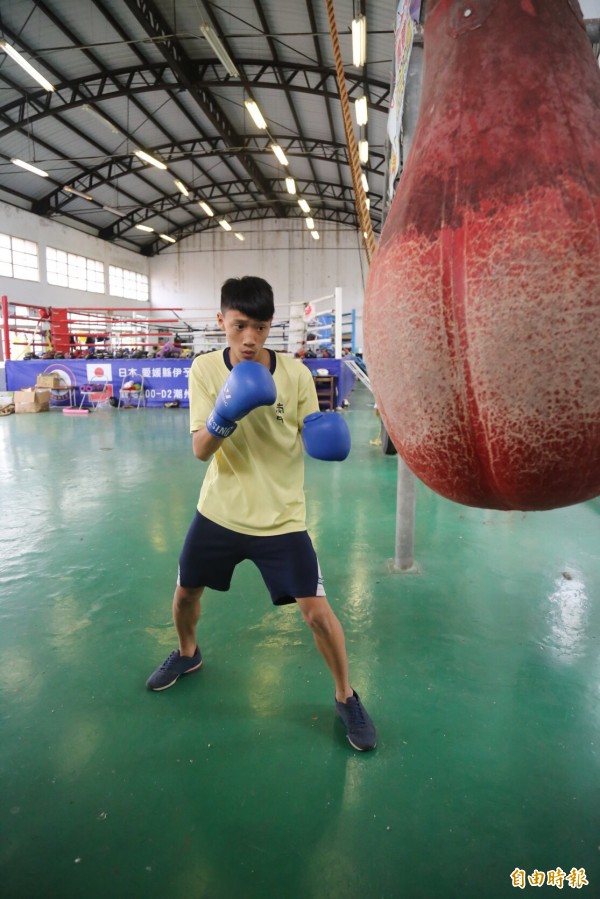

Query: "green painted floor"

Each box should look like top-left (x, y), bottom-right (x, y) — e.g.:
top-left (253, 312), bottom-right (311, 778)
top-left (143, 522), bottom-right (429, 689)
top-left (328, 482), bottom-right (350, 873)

top-left (1, 384), bottom-right (599, 899)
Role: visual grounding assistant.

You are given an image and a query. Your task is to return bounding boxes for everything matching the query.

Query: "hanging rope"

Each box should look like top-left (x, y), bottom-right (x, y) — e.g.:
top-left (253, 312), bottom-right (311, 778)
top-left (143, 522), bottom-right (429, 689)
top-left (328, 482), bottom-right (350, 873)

top-left (325, 0), bottom-right (376, 263)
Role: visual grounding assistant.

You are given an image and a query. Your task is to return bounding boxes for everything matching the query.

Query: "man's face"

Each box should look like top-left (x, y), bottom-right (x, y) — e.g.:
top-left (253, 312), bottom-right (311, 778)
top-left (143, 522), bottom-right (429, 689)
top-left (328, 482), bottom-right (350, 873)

top-left (217, 308), bottom-right (272, 365)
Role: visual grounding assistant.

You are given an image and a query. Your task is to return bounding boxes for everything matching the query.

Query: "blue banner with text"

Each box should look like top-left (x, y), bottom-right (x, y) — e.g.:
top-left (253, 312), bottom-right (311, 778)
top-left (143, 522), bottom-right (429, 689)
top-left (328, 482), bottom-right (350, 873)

top-left (5, 359), bottom-right (190, 407)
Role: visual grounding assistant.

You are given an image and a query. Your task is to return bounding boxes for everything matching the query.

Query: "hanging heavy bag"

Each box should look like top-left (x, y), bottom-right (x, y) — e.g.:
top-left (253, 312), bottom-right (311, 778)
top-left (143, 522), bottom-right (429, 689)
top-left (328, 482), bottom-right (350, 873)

top-left (364, 0), bottom-right (600, 511)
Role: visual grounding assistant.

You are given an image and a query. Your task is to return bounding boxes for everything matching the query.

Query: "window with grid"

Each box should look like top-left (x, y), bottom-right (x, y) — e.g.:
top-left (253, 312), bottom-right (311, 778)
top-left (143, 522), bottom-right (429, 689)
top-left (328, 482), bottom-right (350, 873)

top-left (109, 265), bottom-right (149, 302)
top-left (46, 247), bottom-right (105, 293)
top-left (0, 232), bottom-right (39, 281)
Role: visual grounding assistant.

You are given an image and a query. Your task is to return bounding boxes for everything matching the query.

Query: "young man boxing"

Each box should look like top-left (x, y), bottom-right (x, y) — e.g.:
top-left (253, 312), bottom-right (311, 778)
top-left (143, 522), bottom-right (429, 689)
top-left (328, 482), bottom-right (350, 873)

top-left (146, 276), bottom-right (376, 752)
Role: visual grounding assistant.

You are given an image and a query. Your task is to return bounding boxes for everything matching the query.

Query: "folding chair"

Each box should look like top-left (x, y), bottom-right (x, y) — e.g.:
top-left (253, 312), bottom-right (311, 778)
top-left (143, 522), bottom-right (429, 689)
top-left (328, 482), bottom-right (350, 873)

top-left (79, 378), bottom-right (111, 411)
top-left (118, 375), bottom-right (145, 409)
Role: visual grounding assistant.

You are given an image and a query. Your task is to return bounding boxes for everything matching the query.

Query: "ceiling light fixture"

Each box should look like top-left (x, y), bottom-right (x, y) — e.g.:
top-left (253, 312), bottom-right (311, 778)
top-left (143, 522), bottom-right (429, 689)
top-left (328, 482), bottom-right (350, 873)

top-left (160, 233), bottom-right (177, 243)
top-left (11, 158), bottom-right (48, 178)
top-left (352, 15), bottom-right (367, 67)
top-left (285, 177), bottom-right (296, 195)
top-left (358, 139), bottom-right (369, 164)
top-left (134, 149), bottom-right (167, 170)
top-left (174, 179), bottom-right (190, 197)
top-left (135, 224), bottom-right (154, 232)
top-left (311, 231), bottom-right (320, 240)
top-left (365, 197), bottom-right (371, 210)
top-left (244, 100), bottom-right (267, 130)
top-left (305, 217), bottom-right (314, 230)
top-left (102, 205), bottom-right (127, 217)
top-left (0, 41), bottom-right (55, 92)
top-left (298, 198), bottom-right (310, 214)
top-left (81, 104), bottom-right (121, 134)
top-left (271, 144), bottom-right (288, 166)
top-left (355, 96), bottom-right (368, 126)
top-left (200, 23), bottom-right (240, 78)
top-left (198, 200), bottom-right (214, 217)
top-left (234, 233), bottom-right (245, 241)
top-left (361, 172), bottom-right (369, 192)
top-left (63, 186), bottom-right (93, 201)
top-left (219, 219), bottom-right (232, 231)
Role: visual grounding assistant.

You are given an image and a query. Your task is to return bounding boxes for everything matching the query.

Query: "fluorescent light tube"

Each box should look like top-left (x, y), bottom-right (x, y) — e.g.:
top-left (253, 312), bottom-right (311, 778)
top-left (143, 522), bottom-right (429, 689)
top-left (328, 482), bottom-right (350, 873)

top-left (285, 177), bottom-right (296, 195)
top-left (81, 104), bottom-right (121, 134)
top-left (134, 149), bottom-right (167, 170)
top-left (271, 144), bottom-right (288, 166)
top-left (234, 233), bottom-right (245, 241)
top-left (11, 158), bottom-right (48, 178)
top-left (305, 217), bottom-right (314, 229)
top-left (219, 219), bottom-right (232, 231)
top-left (361, 173), bottom-right (369, 192)
top-left (0, 41), bottom-right (55, 92)
top-left (365, 197), bottom-right (371, 210)
top-left (160, 234), bottom-right (177, 243)
top-left (63, 186), bottom-right (93, 201)
top-left (198, 201), bottom-right (214, 217)
top-left (245, 100), bottom-right (267, 130)
top-left (352, 15), bottom-right (367, 67)
top-left (135, 224), bottom-right (154, 232)
top-left (311, 231), bottom-right (320, 240)
top-left (200, 23), bottom-right (240, 78)
top-left (358, 139), bottom-right (369, 164)
top-left (174, 179), bottom-right (190, 197)
top-left (355, 96), bottom-right (368, 126)
top-left (298, 198), bottom-right (310, 214)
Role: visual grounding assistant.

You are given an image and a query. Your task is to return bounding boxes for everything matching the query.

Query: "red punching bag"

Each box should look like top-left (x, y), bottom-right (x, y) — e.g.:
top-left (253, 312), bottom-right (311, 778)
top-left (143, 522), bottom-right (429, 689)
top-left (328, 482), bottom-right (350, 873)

top-left (364, 0), bottom-right (600, 511)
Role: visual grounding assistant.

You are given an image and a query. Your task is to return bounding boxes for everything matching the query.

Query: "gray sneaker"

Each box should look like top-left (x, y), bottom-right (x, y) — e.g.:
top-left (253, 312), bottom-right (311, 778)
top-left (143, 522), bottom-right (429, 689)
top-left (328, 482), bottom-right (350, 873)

top-left (146, 646), bottom-right (203, 691)
top-left (335, 690), bottom-right (377, 751)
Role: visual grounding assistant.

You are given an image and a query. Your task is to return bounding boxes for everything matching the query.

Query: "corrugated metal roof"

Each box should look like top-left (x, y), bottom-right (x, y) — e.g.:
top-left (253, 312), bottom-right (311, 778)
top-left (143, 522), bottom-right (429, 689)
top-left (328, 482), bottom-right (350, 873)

top-left (0, 0), bottom-right (401, 253)
top-left (1, 0), bottom-right (595, 255)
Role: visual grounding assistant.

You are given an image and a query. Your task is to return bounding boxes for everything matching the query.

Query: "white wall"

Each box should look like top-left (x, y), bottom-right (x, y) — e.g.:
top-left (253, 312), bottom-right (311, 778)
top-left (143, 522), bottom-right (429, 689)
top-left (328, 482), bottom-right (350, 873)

top-left (581, 0), bottom-right (600, 16)
top-left (0, 201), bottom-right (149, 311)
top-left (150, 219), bottom-right (368, 351)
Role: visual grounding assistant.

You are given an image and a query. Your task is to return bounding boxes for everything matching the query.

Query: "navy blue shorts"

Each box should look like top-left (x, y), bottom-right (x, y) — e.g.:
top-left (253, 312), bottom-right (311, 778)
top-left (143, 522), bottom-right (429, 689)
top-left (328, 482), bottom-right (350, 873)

top-left (178, 512), bottom-right (326, 605)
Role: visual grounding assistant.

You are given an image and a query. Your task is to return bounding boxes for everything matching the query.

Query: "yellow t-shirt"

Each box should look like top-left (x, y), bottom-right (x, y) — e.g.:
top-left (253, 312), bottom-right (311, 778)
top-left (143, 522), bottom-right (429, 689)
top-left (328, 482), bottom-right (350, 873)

top-left (189, 349), bottom-right (320, 536)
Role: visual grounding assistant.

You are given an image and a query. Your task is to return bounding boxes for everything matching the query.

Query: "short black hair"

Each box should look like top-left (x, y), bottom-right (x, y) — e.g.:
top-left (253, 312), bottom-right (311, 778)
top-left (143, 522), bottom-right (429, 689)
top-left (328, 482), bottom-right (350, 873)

top-left (221, 276), bottom-right (274, 320)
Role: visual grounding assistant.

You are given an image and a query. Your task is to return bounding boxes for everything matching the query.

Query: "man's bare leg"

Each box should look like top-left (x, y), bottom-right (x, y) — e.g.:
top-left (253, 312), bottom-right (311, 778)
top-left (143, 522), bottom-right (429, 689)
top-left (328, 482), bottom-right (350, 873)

top-left (173, 585), bottom-right (204, 657)
top-left (295, 595), bottom-right (353, 702)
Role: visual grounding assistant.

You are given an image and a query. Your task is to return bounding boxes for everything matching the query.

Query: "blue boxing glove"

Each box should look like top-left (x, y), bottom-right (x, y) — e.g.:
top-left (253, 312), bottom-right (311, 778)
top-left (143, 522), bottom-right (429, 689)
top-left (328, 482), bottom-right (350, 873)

top-left (302, 411), bottom-right (351, 461)
top-left (206, 361), bottom-right (277, 438)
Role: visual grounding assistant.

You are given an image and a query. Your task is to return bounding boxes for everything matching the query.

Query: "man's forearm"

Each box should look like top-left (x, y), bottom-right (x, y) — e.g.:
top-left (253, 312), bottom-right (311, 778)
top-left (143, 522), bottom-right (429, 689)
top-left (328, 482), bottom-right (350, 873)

top-left (192, 427), bottom-right (224, 461)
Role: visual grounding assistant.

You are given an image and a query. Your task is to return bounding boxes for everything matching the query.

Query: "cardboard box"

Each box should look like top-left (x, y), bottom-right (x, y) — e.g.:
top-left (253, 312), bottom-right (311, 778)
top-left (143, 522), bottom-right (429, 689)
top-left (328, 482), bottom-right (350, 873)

top-left (36, 373), bottom-right (62, 389)
top-left (14, 388), bottom-right (51, 414)
top-left (0, 391), bottom-right (13, 410)
top-left (0, 391), bottom-right (14, 416)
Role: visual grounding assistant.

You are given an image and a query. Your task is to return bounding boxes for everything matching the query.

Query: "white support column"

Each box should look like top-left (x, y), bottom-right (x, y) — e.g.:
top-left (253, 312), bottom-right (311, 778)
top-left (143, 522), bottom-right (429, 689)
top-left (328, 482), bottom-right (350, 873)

top-left (334, 286), bottom-right (342, 359)
top-left (394, 455), bottom-right (417, 571)
top-left (288, 301), bottom-right (306, 354)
